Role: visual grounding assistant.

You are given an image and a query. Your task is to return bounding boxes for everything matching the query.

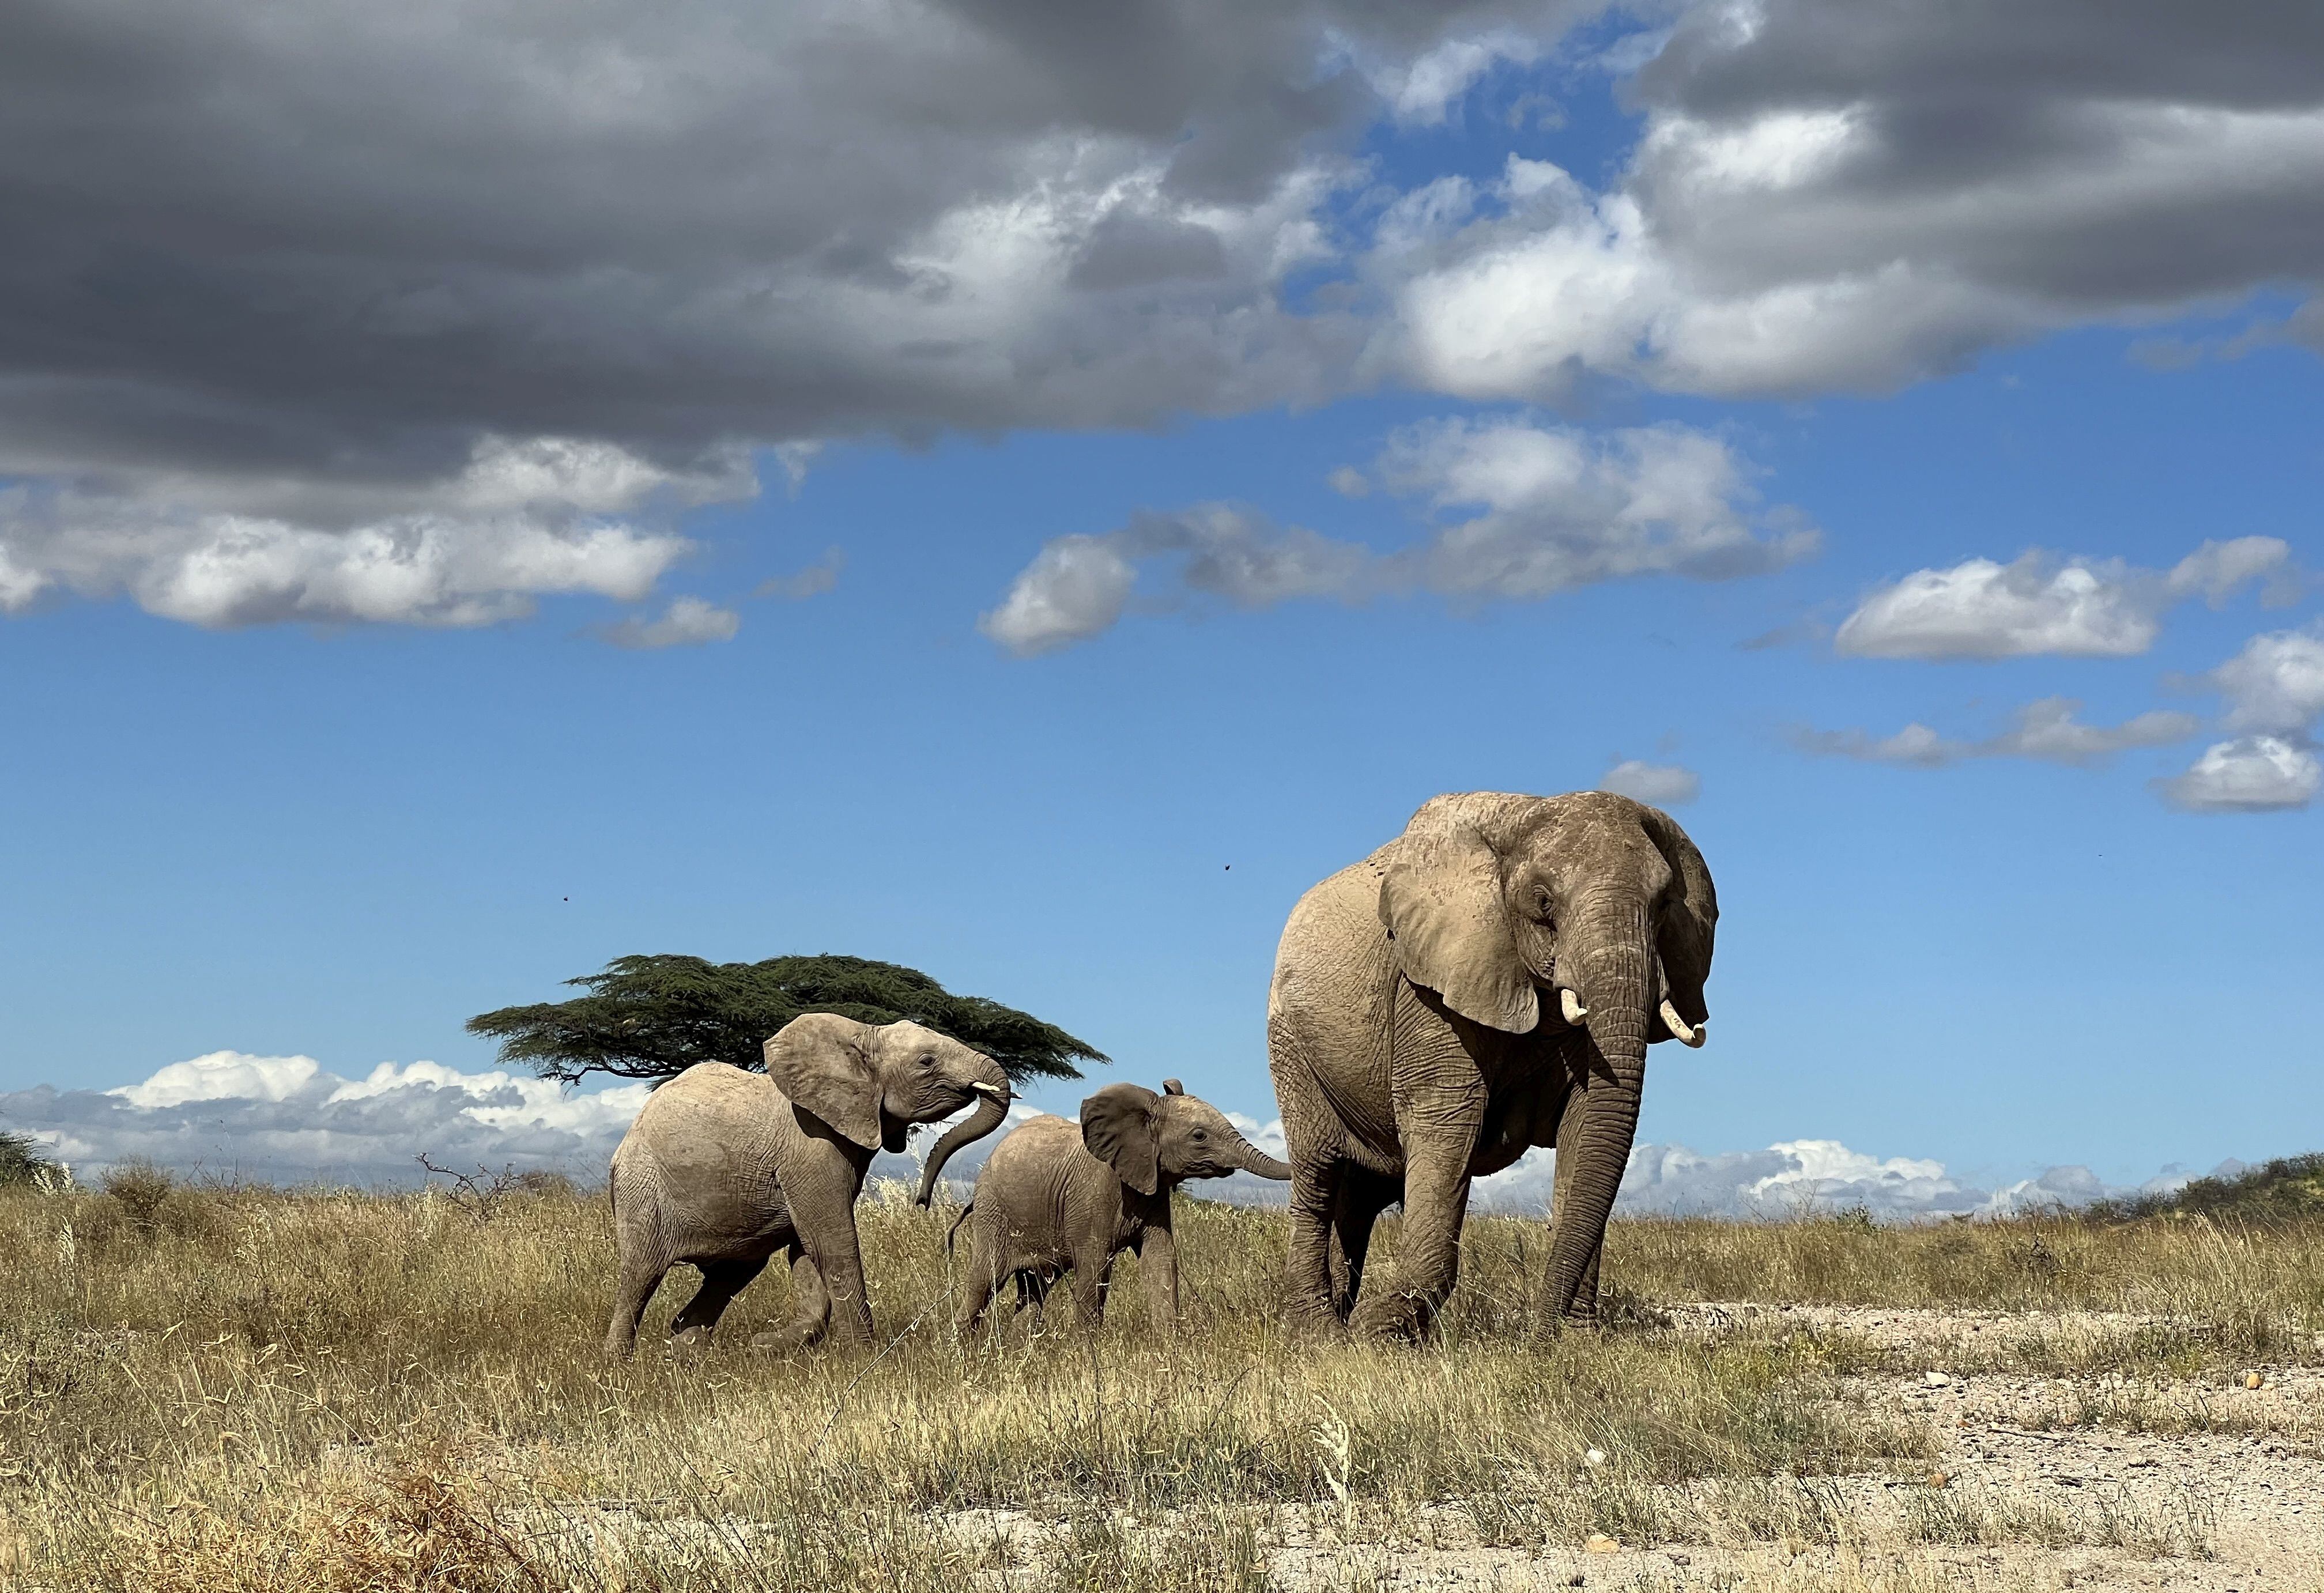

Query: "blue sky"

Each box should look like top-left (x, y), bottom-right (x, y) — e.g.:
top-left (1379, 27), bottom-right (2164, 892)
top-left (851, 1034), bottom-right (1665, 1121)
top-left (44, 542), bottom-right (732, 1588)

top-left (2, 0), bottom-right (2321, 1196)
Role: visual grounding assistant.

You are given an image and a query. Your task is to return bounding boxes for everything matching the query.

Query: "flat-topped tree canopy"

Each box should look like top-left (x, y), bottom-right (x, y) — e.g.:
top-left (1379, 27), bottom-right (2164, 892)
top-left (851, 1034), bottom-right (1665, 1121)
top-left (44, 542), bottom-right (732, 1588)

top-left (467, 953), bottom-right (1108, 1086)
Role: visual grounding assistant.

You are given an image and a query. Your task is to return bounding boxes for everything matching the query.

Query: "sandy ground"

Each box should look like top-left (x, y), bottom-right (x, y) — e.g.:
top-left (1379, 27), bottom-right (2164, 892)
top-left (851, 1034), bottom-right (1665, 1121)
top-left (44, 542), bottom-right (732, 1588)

top-left (550, 1304), bottom-right (2322, 1590)
top-left (942, 1305), bottom-right (2324, 1591)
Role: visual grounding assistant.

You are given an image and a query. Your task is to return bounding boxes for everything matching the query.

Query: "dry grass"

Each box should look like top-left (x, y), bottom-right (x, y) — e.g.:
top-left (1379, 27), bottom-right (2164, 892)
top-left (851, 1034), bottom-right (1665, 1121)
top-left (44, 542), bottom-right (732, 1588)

top-left (1, 1175), bottom-right (2317, 1590)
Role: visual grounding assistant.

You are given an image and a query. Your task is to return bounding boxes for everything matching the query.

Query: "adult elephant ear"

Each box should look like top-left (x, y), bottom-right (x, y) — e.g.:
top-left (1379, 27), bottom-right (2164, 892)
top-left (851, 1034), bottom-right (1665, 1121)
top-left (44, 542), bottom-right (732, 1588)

top-left (1081, 1082), bottom-right (1163, 1196)
top-left (763, 1012), bottom-right (881, 1150)
top-left (1638, 805), bottom-right (1717, 1032)
top-left (1378, 793), bottom-right (1539, 1033)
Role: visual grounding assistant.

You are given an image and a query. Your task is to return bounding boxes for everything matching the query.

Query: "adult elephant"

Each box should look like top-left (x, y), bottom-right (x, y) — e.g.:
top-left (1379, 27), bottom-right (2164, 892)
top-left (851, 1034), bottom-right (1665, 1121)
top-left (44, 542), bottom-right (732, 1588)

top-left (603, 1012), bottom-right (1010, 1358)
top-left (1267, 791), bottom-right (1714, 1338)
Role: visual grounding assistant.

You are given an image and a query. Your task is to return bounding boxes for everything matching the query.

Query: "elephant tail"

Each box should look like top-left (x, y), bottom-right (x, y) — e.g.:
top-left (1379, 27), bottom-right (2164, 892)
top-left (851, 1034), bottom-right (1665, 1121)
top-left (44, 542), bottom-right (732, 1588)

top-left (945, 1199), bottom-right (975, 1255)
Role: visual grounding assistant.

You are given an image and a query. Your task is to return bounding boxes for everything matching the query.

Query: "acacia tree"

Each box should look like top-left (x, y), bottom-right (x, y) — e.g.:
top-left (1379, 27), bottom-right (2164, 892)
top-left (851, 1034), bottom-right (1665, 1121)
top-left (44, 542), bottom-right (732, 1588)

top-left (467, 953), bottom-right (1107, 1085)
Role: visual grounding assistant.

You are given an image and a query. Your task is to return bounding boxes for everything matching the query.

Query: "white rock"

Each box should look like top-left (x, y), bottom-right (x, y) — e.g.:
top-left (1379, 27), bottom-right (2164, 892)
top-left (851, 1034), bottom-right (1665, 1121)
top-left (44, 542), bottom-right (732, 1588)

top-left (1923, 1371), bottom-right (1952, 1387)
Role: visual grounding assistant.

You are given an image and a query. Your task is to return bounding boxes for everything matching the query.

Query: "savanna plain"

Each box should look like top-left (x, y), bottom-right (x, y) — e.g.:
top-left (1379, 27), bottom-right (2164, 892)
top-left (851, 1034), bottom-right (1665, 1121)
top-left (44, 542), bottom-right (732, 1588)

top-left (4, 1165), bottom-right (2321, 1592)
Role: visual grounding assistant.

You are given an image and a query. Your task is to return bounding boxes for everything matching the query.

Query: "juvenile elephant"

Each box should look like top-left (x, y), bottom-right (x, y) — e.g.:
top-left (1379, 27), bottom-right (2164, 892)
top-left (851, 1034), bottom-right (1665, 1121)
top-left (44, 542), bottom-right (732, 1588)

top-left (1268, 791), bottom-right (1715, 1339)
top-left (603, 1012), bottom-right (1010, 1358)
top-left (951, 1080), bottom-right (1290, 1335)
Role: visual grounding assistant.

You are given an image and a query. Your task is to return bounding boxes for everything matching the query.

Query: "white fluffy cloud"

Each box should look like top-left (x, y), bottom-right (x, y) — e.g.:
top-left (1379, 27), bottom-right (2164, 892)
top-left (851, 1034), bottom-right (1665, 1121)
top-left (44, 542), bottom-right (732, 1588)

top-left (2153, 625), bottom-right (2324, 812)
top-left (982, 419), bottom-right (1815, 654)
top-left (2206, 625), bottom-right (2324, 735)
top-left (1833, 539), bottom-right (2293, 661)
top-left (1598, 759), bottom-right (1701, 806)
top-left (1476, 1139), bottom-right (2199, 1221)
top-left (1798, 696), bottom-right (2200, 769)
top-left (598, 595), bottom-right (742, 650)
top-left (2154, 737), bottom-right (2321, 814)
top-left (3, 1052), bottom-right (2213, 1224)
top-left (0, 436), bottom-right (737, 629)
top-left (2, 1051), bottom-right (653, 1186)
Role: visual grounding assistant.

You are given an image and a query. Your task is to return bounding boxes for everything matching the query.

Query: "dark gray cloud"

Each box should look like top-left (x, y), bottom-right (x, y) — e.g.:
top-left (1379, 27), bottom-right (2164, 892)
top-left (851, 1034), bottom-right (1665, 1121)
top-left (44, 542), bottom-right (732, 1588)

top-left (0, 0), bottom-right (1605, 626)
top-left (8, 0), bottom-right (2324, 633)
top-left (1393, 0), bottom-right (2324, 398)
top-left (0, 0), bottom-right (1596, 491)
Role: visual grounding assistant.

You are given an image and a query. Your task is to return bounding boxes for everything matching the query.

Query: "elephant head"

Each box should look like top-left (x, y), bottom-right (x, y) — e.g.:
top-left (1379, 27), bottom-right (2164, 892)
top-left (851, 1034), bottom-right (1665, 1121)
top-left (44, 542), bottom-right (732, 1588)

top-left (1080, 1079), bottom-right (1293, 1197)
top-left (1377, 791), bottom-right (1716, 1318)
top-left (760, 1013), bottom-right (1012, 1199)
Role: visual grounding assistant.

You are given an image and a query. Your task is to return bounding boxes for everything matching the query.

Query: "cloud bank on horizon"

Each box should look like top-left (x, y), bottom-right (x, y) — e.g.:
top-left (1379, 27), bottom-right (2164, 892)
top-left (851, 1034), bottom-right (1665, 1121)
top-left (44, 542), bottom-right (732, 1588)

top-left (1, 1051), bottom-right (2209, 1221)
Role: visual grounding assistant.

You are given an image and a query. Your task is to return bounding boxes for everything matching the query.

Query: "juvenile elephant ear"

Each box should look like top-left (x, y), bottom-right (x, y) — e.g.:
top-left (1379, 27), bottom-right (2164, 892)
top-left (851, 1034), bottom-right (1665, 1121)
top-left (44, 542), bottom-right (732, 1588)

top-left (1378, 793), bottom-right (1540, 1033)
top-left (763, 1013), bottom-right (881, 1150)
top-left (1638, 805), bottom-right (1717, 1029)
top-left (1080, 1082), bottom-right (1163, 1196)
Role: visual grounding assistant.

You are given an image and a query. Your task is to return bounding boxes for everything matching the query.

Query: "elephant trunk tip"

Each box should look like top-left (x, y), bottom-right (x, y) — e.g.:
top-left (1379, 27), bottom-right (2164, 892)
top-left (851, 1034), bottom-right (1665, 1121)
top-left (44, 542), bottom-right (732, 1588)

top-left (1244, 1149), bottom-right (1293, 1181)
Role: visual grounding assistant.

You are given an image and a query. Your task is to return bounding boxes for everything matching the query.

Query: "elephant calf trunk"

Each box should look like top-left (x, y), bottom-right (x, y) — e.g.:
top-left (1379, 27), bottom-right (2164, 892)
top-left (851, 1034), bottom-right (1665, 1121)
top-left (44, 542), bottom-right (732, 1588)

top-left (1242, 1148), bottom-right (1293, 1181)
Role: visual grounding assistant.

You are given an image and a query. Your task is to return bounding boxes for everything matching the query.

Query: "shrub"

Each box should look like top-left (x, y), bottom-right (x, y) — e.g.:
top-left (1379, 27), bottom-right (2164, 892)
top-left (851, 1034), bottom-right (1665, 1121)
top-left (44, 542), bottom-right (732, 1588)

top-left (0, 1130), bottom-right (58, 1187)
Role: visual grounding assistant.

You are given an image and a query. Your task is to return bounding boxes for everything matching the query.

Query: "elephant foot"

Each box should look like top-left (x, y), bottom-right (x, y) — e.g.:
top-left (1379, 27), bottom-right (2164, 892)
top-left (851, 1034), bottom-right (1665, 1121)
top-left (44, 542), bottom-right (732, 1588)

top-left (1283, 1301), bottom-right (1350, 1342)
top-left (748, 1325), bottom-right (819, 1354)
top-left (1349, 1290), bottom-right (1436, 1343)
top-left (669, 1326), bottom-right (715, 1359)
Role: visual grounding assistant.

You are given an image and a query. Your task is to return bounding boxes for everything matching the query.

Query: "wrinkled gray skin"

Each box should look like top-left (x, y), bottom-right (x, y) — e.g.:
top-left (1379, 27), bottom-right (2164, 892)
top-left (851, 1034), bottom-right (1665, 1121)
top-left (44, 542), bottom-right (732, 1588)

top-left (1268, 791), bottom-right (1715, 1339)
top-left (603, 1013), bottom-right (1010, 1358)
top-left (952, 1080), bottom-right (1291, 1336)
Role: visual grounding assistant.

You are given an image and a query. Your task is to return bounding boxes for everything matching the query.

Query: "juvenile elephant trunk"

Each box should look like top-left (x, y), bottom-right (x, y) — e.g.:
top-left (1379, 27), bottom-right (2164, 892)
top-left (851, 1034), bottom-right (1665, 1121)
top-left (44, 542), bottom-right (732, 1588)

top-left (1543, 901), bottom-right (1653, 1322)
top-left (1232, 1133), bottom-right (1292, 1181)
top-left (913, 1067), bottom-right (1012, 1207)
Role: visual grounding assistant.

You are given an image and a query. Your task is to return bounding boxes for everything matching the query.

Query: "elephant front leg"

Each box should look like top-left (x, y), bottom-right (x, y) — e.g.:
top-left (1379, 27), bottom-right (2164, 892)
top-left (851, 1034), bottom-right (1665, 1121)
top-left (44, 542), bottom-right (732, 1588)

top-left (1135, 1225), bottom-right (1179, 1337)
top-left (750, 1244), bottom-right (833, 1353)
top-left (1350, 1145), bottom-right (1473, 1342)
top-left (1068, 1246), bottom-right (1115, 1329)
top-left (954, 1230), bottom-right (1005, 1340)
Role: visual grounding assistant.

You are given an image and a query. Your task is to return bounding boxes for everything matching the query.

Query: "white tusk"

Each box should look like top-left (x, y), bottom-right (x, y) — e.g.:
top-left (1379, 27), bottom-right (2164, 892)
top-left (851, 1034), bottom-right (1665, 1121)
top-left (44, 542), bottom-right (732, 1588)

top-left (969, 1081), bottom-right (1008, 1099)
top-left (1560, 987), bottom-right (1589, 1025)
top-left (1660, 999), bottom-right (1704, 1048)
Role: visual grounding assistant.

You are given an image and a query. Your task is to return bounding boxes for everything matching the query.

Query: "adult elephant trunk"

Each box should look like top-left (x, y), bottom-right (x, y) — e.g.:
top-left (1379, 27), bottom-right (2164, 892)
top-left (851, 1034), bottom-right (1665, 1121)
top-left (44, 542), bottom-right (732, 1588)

top-left (913, 1066), bottom-right (1012, 1207)
top-left (1543, 900), bottom-right (1653, 1321)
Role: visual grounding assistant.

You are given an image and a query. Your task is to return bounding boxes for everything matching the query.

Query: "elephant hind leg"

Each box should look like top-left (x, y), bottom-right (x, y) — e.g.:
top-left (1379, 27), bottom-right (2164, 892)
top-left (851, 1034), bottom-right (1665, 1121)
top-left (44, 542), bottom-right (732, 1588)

top-left (604, 1250), bottom-right (668, 1361)
top-left (670, 1255), bottom-right (771, 1345)
top-left (1351, 1145), bottom-right (1472, 1342)
top-left (1328, 1172), bottom-right (1395, 1323)
top-left (1285, 1154), bottom-right (1356, 1336)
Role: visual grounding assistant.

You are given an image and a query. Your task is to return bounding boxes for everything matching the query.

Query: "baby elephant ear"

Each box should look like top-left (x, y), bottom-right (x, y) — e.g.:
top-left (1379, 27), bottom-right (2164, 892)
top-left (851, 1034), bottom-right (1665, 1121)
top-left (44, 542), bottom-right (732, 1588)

top-left (1161, 1078), bottom-right (1184, 1095)
top-left (763, 1013), bottom-right (881, 1150)
top-left (1080, 1082), bottom-right (1163, 1196)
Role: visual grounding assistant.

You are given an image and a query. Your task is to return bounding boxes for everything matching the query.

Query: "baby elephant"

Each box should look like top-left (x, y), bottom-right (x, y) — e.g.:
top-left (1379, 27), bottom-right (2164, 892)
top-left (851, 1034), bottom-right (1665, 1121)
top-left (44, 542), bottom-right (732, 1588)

top-left (605, 1012), bottom-right (1010, 1358)
top-left (952, 1079), bottom-right (1289, 1335)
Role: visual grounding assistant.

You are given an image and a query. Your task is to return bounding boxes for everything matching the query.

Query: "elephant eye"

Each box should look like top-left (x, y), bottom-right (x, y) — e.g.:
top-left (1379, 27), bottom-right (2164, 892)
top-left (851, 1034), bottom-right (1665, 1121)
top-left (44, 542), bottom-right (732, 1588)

top-left (1193, 1129), bottom-right (1208, 1142)
top-left (917, 1055), bottom-right (935, 1069)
